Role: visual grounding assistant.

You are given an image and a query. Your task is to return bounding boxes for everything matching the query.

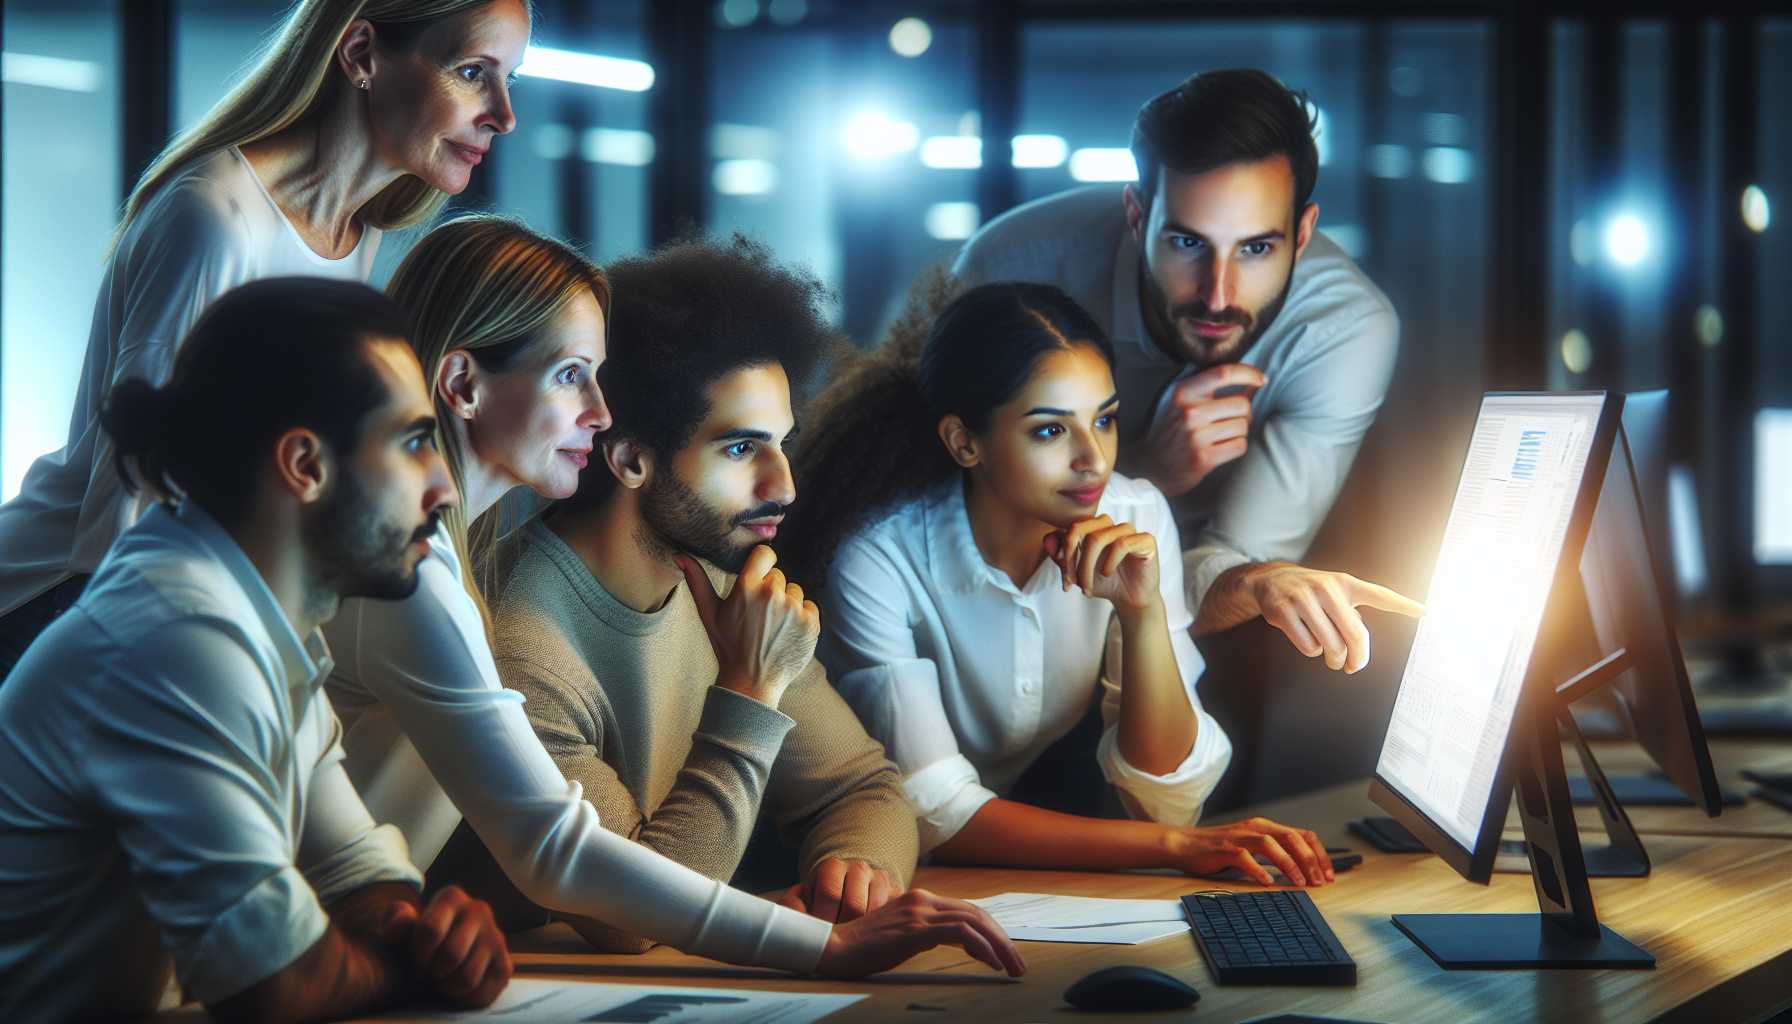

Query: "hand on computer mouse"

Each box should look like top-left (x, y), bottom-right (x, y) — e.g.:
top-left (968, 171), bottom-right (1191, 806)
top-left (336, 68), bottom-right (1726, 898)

top-left (1165, 817), bottom-right (1334, 886)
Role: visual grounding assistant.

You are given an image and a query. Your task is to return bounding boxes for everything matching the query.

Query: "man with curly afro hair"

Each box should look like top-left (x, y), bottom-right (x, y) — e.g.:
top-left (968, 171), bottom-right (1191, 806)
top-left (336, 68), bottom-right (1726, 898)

top-left (458, 236), bottom-right (923, 949)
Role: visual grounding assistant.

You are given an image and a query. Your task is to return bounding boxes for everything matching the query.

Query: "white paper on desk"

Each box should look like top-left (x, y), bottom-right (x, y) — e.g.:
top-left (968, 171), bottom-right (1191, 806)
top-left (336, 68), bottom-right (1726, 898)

top-left (970, 891), bottom-right (1190, 945)
top-left (355, 978), bottom-right (864, 1023)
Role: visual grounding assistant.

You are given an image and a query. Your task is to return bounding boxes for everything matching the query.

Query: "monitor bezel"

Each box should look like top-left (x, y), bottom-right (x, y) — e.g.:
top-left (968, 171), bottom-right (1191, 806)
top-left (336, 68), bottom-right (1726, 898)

top-left (1370, 389), bottom-right (1623, 884)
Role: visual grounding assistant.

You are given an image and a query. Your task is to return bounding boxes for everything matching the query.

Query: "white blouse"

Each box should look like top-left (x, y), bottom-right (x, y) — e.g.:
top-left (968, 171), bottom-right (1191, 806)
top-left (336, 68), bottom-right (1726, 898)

top-left (0, 147), bottom-right (379, 618)
top-left (322, 531), bottom-right (831, 973)
top-left (818, 473), bottom-right (1232, 853)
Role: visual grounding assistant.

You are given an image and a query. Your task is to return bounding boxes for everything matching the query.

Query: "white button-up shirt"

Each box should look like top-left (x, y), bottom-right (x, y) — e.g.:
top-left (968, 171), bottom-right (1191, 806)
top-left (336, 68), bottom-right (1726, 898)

top-left (818, 474), bottom-right (1232, 853)
top-left (953, 185), bottom-right (1400, 613)
top-left (0, 501), bottom-right (420, 1021)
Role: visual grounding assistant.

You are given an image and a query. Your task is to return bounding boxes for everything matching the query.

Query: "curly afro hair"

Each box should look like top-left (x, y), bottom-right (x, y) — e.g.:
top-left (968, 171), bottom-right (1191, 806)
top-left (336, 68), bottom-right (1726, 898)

top-left (567, 234), bottom-right (842, 511)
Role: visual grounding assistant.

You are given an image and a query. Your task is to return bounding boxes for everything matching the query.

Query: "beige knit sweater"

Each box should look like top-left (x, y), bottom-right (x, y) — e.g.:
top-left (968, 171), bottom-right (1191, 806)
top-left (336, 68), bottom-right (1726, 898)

top-left (477, 518), bottom-right (919, 950)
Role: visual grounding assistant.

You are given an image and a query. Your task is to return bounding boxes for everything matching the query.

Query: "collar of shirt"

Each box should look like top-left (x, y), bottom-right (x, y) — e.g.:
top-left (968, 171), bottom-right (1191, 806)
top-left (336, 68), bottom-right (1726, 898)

top-left (518, 518), bottom-right (676, 638)
top-left (922, 482), bottom-right (1072, 601)
top-left (162, 499), bottom-right (332, 692)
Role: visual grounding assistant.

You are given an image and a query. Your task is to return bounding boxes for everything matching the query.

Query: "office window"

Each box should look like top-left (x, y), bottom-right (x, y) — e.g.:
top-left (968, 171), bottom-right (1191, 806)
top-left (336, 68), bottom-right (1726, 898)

top-left (1, 0), bottom-right (121, 499)
top-left (173, 0), bottom-right (285, 134)
top-left (1758, 20), bottom-right (1789, 416)
top-left (511, 3), bottom-right (650, 266)
top-left (707, 12), bottom-right (978, 343)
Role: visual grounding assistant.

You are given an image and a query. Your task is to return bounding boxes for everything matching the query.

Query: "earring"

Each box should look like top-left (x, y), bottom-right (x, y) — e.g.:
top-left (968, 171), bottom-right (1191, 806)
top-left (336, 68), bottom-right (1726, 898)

top-left (358, 78), bottom-right (369, 90)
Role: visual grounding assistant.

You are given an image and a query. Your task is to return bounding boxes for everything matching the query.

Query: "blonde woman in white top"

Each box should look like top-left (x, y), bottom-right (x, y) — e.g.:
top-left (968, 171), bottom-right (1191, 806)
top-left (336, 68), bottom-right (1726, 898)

top-left (323, 216), bottom-right (1025, 980)
top-left (0, 0), bottom-right (528, 673)
top-left (791, 280), bottom-right (1335, 888)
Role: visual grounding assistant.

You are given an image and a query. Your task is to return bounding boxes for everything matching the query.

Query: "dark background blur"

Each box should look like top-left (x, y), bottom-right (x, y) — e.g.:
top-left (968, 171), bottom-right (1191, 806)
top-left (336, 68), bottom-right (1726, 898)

top-left (3, 0), bottom-right (1787, 808)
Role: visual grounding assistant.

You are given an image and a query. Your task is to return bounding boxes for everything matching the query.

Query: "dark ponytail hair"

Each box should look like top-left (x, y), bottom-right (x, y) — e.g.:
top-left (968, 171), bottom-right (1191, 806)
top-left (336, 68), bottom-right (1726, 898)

top-left (101, 276), bottom-right (413, 529)
top-left (784, 273), bottom-right (1115, 584)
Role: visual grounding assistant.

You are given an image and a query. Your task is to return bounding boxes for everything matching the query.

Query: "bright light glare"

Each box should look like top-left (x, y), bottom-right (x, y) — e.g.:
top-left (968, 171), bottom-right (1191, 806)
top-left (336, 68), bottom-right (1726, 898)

top-left (920, 136), bottom-right (981, 169)
top-left (582, 128), bottom-right (654, 166)
top-left (1068, 148), bottom-right (1137, 182)
top-left (1603, 214), bottom-right (1650, 268)
top-left (1, 52), bottom-right (101, 92)
top-left (1695, 304), bottom-right (1724, 347)
top-left (924, 202), bottom-right (979, 241)
top-left (889, 17), bottom-right (933, 57)
top-left (1560, 329), bottom-right (1592, 374)
top-left (1422, 147), bottom-right (1473, 184)
top-left (1742, 185), bottom-right (1771, 233)
top-left (1011, 134), bottom-right (1068, 168)
top-left (519, 46), bottom-right (655, 92)
top-left (713, 158), bottom-right (777, 196)
top-left (1756, 410), bottom-right (1792, 563)
top-left (843, 111), bottom-right (918, 161)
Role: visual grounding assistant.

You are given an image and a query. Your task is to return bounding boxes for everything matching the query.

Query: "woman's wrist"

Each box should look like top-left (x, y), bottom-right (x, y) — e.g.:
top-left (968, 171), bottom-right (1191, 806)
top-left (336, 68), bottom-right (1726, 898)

top-left (1114, 592), bottom-right (1168, 630)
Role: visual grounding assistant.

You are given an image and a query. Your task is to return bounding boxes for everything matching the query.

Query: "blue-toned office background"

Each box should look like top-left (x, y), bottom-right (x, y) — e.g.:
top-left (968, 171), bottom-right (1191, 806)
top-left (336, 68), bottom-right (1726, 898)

top-left (3, 0), bottom-right (1787, 806)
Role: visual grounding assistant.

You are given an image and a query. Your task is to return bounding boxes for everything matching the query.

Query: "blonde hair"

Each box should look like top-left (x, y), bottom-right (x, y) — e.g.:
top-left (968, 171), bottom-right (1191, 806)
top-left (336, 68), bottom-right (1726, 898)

top-left (115, 0), bottom-right (513, 251)
top-left (387, 214), bottom-right (610, 634)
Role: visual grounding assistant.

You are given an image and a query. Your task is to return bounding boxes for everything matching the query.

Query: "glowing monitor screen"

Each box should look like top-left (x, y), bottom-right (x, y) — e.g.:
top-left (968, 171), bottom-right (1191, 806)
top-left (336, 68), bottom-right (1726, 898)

top-left (1376, 394), bottom-right (1604, 850)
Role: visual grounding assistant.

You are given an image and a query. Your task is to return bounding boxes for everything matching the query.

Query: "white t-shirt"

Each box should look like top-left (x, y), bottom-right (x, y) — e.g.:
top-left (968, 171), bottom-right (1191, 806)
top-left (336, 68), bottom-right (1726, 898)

top-left (0, 146), bottom-right (381, 617)
top-left (322, 531), bottom-right (832, 974)
top-left (953, 185), bottom-right (1400, 612)
top-left (818, 474), bottom-right (1232, 853)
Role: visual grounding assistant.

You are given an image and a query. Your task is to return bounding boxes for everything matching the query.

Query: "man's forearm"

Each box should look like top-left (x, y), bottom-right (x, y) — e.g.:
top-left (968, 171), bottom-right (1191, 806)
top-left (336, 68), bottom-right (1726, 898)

top-left (793, 774), bottom-right (920, 890)
top-left (1192, 562), bottom-right (1277, 635)
top-left (209, 922), bottom-right (410, 1024)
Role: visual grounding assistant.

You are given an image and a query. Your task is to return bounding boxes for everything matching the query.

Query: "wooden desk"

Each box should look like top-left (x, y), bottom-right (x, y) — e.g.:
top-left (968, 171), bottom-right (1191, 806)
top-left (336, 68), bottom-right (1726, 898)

top-left (490, 779), bottom-right (1792, 1024)
top-left (152, 777), bottom-right (1792, 1023)
top-left (1561, 738), bottom-right (1792, 840)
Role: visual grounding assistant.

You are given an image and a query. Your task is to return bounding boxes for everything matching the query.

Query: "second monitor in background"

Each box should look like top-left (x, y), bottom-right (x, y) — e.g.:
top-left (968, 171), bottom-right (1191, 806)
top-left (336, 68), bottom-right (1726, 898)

top-left (1369, 391), bottom-right (1720, 970)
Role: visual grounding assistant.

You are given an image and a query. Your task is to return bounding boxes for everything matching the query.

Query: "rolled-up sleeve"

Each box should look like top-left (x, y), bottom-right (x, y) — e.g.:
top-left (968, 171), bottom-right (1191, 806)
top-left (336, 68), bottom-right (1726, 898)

top-left (84, 621), bottom-right (334, 1004)
top-left (1098, 486), bottom-right (1232, 825)
top-left (823, 538), bottom-right (996, 853)
top-left (298, 725), bottom-right (423, 905)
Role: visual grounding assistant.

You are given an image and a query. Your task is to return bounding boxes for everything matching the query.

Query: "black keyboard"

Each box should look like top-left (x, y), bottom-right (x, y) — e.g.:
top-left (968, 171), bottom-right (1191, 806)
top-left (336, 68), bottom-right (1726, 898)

top-left (1181, 890), bottom-right (1357, 986)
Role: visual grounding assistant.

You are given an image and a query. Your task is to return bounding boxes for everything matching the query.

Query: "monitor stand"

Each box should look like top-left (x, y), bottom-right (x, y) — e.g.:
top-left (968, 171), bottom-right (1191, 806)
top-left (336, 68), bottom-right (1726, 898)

top-left (1394, 649), bottom-right (1655, 969)
top-left (1494, 689), bottom-right (1650, 877)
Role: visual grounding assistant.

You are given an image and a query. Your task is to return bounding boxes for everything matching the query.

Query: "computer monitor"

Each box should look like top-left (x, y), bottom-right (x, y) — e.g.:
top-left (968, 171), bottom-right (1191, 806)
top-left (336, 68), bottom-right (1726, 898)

top-left (1578, 413), bottom-right (1724, 817)
top-left (1618, 391), bottom-right (1680, 603)
top-left (1369, 391), bottom-right (1714, 970)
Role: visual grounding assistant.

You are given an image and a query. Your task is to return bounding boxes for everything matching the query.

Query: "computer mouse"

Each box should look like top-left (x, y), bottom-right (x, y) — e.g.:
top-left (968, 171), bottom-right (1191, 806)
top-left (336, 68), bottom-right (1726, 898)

top-left (1064, 964), bottom-right (1200, 1012)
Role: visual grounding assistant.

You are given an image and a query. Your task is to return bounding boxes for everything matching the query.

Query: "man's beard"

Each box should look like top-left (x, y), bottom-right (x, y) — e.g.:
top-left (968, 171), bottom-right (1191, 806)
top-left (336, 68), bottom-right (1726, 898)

top-left (1144, 259), bottom-right (1296, 369)
top-left (639, 471), bottom-right (784, 573)
top-left (306, 469), bottom-right (437, 603)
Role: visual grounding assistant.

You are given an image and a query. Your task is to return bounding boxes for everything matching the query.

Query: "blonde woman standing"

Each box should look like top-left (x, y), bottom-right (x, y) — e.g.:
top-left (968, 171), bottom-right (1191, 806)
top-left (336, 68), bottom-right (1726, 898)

top-left (0, 0), bottom-right (529, 674)
top-left (323, 214), bottom-right (1026, 981)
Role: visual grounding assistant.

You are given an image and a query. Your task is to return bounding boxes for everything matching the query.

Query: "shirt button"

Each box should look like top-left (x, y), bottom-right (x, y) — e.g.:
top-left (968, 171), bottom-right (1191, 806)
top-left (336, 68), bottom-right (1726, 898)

top-left (1021, 679), bottom-right (1039, 695)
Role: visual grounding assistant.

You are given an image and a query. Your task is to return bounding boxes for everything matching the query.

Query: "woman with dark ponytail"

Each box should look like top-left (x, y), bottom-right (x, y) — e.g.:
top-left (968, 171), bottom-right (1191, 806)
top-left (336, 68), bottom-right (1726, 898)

top-left (795, 279), bottom-right (1334, 887)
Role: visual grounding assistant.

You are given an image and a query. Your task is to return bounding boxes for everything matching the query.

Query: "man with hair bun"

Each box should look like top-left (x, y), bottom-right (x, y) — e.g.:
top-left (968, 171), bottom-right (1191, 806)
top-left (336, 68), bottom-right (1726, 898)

top-left (955, 68), bottom-right (1421, 678)
top-left (0, 278), bottom-right (510, 1023)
